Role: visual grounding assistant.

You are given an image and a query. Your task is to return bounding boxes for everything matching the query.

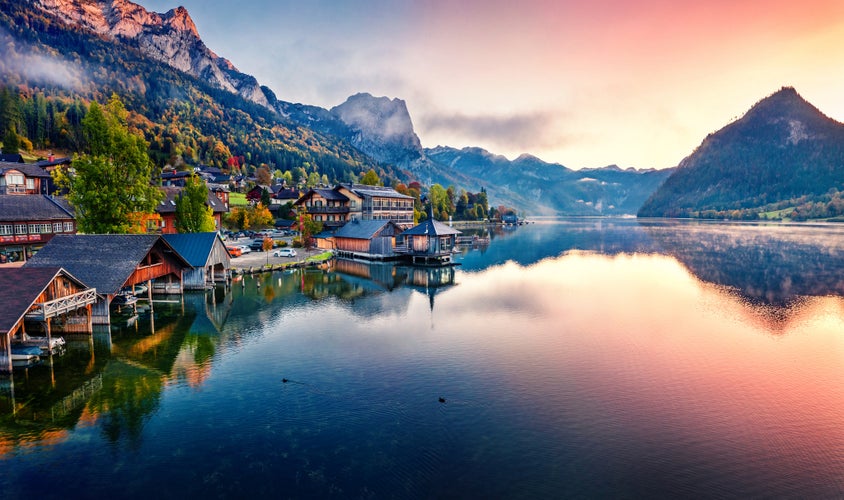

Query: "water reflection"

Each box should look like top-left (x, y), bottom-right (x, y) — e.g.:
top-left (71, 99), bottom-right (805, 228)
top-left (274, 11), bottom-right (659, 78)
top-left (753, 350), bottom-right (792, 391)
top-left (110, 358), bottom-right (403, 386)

top-left (0, 221), bottom-right (842, 498)
top-left (457, 219), bottom-right (844, 306)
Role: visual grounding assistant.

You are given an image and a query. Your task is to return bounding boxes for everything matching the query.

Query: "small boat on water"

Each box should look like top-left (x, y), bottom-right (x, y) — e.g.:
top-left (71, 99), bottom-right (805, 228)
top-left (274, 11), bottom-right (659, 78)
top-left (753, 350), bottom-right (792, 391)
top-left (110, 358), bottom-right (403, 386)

top-left (112, 291), bottom-right (138, 308)
top-left (11, 353), bottom-right (40, 368)
top-left (19, 335), bottom-right (65, 354)
top-left (11, 344), bottom-right (43, 357)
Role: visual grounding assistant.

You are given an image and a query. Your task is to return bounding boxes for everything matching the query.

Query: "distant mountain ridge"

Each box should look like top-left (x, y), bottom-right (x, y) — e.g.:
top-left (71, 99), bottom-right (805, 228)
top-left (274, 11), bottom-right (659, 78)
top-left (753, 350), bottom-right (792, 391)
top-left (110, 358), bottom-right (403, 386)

top-left (639, 87), bottom-right (844, 218)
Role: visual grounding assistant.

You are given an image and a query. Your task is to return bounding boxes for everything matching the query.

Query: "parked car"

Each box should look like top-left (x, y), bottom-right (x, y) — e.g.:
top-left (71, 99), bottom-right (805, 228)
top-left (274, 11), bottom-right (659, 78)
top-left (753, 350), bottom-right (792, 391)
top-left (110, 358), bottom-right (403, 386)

top-left (226, 245), bottom-right (242, 257)
top-left (249, 238), bottom-right (271, 251)
top-left (273, 248), bottom-right (297, 258)
top-left (237, 244), bottom-right (252, 254)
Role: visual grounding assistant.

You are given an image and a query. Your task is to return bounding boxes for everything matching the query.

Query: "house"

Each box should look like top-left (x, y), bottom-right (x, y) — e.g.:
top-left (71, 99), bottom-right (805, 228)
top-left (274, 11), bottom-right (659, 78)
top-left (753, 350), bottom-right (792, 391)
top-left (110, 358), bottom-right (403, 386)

top-left (294, 188), bottom-right (351, 229)
top-left (155, 186), bottom-right (228, 234)
top-left (208, 183), bottom-right (230, 209)
top-left (397, 214), bottom-right (462, 266)
top-left (335, 184), bottom-right (415, 227)
top-left (160, 170), bottom-right (195, 187)
top-left (0, 162), bottom-right (53, 195)
top-left (245, 185), bottom-right (267, 204)
top-left (332, 219), bottom-right (404, 260)
top-left (0, 267), bottom-right (97, 373)
top-left (0, 194), bottom-right (77, 265)
top-left (163, 232), bottom-right (231, 289)
top-left (25, 234), bottom-right (191, 324)
top-left (273, 187), bottom-right (301, 205)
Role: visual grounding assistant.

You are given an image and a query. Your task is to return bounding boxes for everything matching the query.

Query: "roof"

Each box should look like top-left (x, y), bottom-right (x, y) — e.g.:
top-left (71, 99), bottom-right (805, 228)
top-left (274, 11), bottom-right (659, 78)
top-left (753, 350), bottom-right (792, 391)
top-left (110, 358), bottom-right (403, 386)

top-left (402, 218), bottom-right (462, 236)
top-left (25, 234), bottom-right (166, 296)
top-left (35, 157), bottom-right (72, 168)
top-left (0, 267), bottom-right (89, 334)
top-left (334, 219), bottom-right (400, 240)
top-left (157, 187), bottom-right (228, 214)
top-left (162, 232), bottom-right (225, 268)
top-left (0, 162), bottom-right (52, 178)
top-left (0, 153), bottom-right (24, 163)
top-left (0, 194), bottom-right (75, 222)
top-left (340, 183), bottom-right (413, 200)
top-left (296, 188), bottom-right (349, 204)
top-left (273, 188), bottom-right (300, 200)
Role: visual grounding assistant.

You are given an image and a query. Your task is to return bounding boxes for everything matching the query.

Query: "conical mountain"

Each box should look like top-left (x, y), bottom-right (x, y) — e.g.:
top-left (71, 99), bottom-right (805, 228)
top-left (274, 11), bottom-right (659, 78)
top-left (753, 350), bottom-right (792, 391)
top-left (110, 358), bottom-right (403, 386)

top-left (638, 87), bottom-right (844, 217)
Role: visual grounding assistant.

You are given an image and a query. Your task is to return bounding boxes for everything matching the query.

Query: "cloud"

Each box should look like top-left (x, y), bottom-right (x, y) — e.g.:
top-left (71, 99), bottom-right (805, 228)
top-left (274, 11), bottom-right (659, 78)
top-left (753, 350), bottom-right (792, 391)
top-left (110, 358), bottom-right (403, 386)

top-left (417, 109), bottom-right (572, 150)
top-left (0, 27), bottom-right (85, 90)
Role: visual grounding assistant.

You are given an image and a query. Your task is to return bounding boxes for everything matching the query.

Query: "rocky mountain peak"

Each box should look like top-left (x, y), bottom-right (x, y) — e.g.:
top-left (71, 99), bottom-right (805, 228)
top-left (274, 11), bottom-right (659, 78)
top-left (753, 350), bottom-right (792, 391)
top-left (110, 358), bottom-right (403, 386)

top-left (33, 0), bottom-right (272, 109)
top-left (330, 93), bottom-right (424, 166)
top-left (161, 6), bottom-right (199, 38)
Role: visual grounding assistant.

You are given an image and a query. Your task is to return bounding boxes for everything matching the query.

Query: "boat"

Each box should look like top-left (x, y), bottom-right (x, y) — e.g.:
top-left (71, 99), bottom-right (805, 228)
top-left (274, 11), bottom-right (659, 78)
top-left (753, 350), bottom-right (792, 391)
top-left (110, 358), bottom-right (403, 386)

top-left (11, 353), bottom-right (40, 368)
top-left (11, 344), bottom-right (43, 357)
top-left (112, 291), bottom-right (138, 307)
top-left (19, 335), bottom-right (65, 354)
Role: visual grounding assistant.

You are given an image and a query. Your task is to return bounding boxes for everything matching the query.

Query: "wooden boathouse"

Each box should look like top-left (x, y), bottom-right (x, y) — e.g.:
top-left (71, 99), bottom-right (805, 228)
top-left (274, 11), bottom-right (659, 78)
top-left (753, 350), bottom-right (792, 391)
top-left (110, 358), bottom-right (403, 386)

top-left (0, 267), bottom-right (97, 373)
top-left (25, 234), bottom-right (191, 325)
top-left (396, 216), bottom-right (462, 266)
top-left (332, 220), bottom-right (404, 260)
top-left (163, 232), bottom-right (231, 290)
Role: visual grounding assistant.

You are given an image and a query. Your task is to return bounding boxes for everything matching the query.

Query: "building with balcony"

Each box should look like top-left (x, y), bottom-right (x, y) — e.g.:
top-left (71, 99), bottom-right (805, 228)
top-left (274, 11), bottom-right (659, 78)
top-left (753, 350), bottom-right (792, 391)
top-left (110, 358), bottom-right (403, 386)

top-left (0, 195), bottom-right (77, 265)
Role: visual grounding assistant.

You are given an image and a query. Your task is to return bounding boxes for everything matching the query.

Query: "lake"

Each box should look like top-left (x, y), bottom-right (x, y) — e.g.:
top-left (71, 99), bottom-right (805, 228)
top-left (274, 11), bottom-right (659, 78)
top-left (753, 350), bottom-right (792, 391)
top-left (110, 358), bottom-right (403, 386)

top-left (1, 219), bottom-right (843, 499)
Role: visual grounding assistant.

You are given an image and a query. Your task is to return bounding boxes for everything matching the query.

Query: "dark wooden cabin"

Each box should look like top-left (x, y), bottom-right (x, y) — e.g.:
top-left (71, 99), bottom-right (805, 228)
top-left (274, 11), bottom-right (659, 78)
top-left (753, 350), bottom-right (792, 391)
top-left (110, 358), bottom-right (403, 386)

top-left (25, 235), bottom-right (190, 324)
top-left (0, 267), bottom-right (96, 372)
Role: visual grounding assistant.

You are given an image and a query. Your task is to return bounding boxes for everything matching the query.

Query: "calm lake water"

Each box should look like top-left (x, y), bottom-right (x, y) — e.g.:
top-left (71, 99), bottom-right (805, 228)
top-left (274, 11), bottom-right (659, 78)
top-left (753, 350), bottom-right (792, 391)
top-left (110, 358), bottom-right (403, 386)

top-left (1, 219), bottom-right (843, 499)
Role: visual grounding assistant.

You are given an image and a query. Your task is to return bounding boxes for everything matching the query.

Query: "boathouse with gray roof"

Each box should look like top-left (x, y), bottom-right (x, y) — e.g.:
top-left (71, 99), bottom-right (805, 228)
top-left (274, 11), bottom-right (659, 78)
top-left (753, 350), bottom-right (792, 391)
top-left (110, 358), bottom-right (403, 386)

top-left (397, 216), bottom-right (462, 266)
top-left (25, 235), bottom-right (191, 324)
top-left (333, 219), bottom-right (404, 260)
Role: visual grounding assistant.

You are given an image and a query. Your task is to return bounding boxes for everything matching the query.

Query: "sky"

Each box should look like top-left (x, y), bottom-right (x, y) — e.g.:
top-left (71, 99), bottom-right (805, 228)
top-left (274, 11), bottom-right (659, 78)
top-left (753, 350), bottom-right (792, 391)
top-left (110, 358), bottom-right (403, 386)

top-left (140, 0), bottom-right (844, 169)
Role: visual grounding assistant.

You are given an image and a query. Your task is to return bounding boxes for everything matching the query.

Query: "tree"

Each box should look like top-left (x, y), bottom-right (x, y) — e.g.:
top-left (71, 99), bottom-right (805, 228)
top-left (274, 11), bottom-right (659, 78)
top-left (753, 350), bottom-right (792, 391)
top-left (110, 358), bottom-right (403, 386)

top-left (260, 187), bottom-right (271, 207)
top-left (360, 168), bottom-right (381, 186)
top-left (176, 174), bottom-right (217, 233)
top-left (53, 96), bottom-right (161, 234)
top-left (2, 125), bottom-right (20, 154)
top-left (256, 165), bottom-right (272, 186)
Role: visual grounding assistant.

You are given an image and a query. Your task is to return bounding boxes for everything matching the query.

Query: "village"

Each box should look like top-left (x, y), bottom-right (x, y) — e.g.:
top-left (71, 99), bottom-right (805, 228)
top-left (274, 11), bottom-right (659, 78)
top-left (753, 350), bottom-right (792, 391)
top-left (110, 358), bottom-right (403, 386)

top-left (0, 152), bottom-right (480, 374)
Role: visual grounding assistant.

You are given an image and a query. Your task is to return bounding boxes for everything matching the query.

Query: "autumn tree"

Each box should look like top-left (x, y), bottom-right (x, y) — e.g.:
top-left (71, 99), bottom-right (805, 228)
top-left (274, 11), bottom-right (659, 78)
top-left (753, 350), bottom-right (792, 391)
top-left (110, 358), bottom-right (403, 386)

top-left (175, 174), bottom-right (217, 233)
top-left (360, 168), bottom-right (381, 186)
top-left (54, 95), bottom-right (161, 234)
top-left (256, 165), bottom-right (272, 186)
top-left (227, 202), bottom-right (273, 231)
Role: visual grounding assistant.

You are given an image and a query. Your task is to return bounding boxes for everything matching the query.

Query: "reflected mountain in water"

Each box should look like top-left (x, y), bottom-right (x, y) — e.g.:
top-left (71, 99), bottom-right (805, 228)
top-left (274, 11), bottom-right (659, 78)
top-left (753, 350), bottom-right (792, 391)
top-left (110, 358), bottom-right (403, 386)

top-left (641, 221), bottom-right (844, 305)
top-left (458, 220), bottom-right (844, 305)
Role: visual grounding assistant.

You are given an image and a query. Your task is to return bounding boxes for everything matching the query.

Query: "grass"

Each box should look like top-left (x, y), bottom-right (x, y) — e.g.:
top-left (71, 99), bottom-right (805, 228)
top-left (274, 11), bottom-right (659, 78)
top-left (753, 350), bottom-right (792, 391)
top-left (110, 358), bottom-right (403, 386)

top-left (229, 192), bottom-right (247, 206)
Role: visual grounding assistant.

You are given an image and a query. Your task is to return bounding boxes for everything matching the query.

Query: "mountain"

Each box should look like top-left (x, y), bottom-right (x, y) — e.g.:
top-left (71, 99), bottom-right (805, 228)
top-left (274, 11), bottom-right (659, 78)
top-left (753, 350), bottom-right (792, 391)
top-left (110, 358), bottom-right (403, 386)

top-left (33, 0), bottom-right (273, 108)
top-left (426, 146), bottom-right (673, 215)
top-left (0, 0), bottom-right (397, 182)
top-left (4, 0), bottom-right (672, 215)
top-left (639, 87), bottom-right (844, 218)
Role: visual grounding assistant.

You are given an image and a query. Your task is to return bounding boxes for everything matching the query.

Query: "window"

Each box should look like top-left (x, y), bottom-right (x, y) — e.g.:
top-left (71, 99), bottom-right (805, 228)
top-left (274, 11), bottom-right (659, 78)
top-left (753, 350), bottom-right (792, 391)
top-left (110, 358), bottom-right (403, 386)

top-left (53, 223), bottom-right (63, 232)
top-left (7, 173), bottom-right (23, 185)
top-left (26, 178), bottom-right (34, 190)
top-left (29, 223), bottom-right (51, 234)
top-left (0, 224), bottom-right (12, 235)
top-left (15, 224), bottom-right (27, 234)
top-left (64, 222), bottom-right (74, 232)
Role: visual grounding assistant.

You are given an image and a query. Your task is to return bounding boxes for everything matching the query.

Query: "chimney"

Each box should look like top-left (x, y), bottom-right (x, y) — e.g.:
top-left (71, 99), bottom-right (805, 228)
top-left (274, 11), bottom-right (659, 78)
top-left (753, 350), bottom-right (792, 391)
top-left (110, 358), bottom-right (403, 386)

top-left (48, 152), bottom-right (54, 162)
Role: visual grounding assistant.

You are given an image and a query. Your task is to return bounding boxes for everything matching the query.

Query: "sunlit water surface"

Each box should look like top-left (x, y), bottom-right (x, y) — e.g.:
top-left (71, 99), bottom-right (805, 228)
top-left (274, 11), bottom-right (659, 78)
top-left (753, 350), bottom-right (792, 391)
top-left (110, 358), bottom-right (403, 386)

top-left (1, 219), bottom-right (843, 498)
